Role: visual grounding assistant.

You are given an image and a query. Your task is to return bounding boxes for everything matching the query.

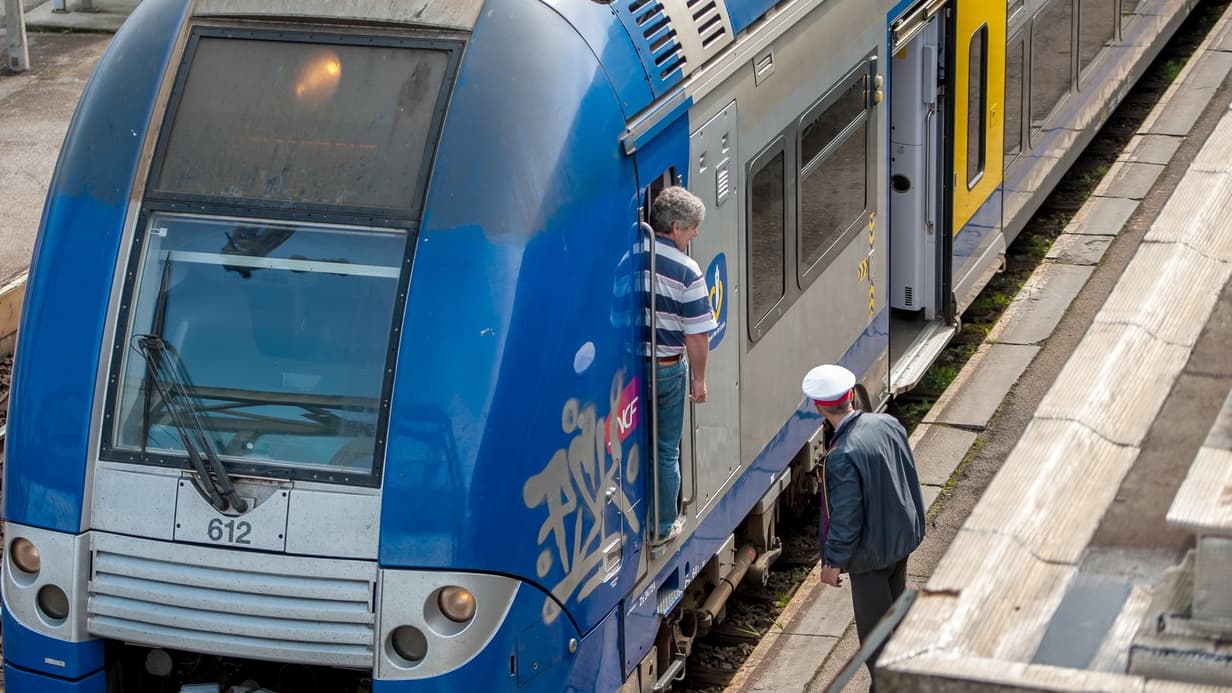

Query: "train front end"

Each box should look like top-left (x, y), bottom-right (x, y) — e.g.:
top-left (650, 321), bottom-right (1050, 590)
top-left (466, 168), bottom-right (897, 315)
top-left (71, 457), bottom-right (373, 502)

top-left (2, 0), bottom-right (648, 691)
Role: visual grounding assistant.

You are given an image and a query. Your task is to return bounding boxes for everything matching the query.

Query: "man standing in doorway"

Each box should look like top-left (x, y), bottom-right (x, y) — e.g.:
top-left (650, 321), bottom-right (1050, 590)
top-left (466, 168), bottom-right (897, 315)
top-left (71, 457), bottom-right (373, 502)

top-left (647, 186), bottom-right (716, 546)
top-left (802, 364), bottom-right (925, 683)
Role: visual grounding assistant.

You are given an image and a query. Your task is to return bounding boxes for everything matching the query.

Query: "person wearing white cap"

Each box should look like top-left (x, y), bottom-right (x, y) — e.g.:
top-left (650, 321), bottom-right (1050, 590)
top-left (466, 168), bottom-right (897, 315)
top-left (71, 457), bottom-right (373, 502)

top-left (802, 363), bottom-right (925, 688)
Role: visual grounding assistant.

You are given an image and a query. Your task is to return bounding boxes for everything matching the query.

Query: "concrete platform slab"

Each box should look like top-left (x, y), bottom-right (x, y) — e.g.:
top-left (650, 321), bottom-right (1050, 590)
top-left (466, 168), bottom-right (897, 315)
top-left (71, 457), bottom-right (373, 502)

top-left (730, 570), bottom-right (853, 693)
top-left (1046, 233), bottom-right (1115, 265)
top-left (964, 419), bottom-right (1138, 565)
top-left (1146, 175), bottom-right (1232, 262)
top-left (921, 484), bottom-right (941, 511)
top-left (1142, 85), bottom-right (1217, 136)
top-left (1063, 196), bottom-right (1140, 236)
top-left (907, 530), bottom-right (1074, 661)
top-left (1036, 323), bottom-right (1190, 447)
top-left (1204, 390), bottom-right (1232, 451)
top-left (882, 652), bottom-right (1153, 692)
top-left (987, 263), bottom-right (1094, 345)
top-left (1183, 49), bottom-right (1232, 90)
top-left (1119, 134), bottom-right (1184, 164)
top-left (909, 423), bottom-right (978, 487)
top-left (921, 343), bottom-right (1039, 429)
top-left (1213, 11), bottom-right (1232, 53)
top-left (1167, 446), bottom-right (1232, 532)
top-left (1189, 108), bottom-right (1232, 174)
top-left (1096, 243), bottom-right (1230, 348)
top-left (1092, 160), bottom-right (1166, 200)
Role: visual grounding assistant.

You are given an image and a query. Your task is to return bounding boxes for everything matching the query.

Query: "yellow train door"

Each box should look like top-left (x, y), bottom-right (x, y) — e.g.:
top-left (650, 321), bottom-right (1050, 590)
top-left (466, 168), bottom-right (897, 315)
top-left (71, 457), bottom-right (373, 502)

top-left (952, 0), bottom-right (1006, 234)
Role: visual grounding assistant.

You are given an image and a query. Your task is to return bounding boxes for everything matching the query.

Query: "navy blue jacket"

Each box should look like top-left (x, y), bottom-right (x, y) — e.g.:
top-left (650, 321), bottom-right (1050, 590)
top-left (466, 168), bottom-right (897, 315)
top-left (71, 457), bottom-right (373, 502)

top-left (822, 412), bottom-right (926, 574)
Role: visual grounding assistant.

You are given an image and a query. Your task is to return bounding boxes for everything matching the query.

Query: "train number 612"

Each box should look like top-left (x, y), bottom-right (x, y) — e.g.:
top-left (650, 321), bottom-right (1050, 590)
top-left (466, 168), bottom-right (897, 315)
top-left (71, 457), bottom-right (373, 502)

top-left (207, 518), bottom-right (253, 545)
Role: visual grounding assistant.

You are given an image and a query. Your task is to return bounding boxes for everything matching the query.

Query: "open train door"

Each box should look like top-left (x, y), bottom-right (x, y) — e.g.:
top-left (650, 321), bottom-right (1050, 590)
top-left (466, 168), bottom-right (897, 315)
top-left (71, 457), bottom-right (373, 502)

top-left (887, 0), bottom-right (1005, 393)
top-left (887, 0), bottom-right (952, 392)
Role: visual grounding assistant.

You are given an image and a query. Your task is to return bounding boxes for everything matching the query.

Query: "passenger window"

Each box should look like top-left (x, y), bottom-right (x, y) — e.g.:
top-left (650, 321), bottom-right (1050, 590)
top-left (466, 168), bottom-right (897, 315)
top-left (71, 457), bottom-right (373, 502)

top-left (967, 25), bottom-right (988, 187)
top-left (1079, 0), bottom-right (1116, 78)
top-left (1031, 0), bottom-right (1074, 138)
top-left (748, 149), bottom-right (786, 331)
top-left (798, 72), bottom-right (868, 281)
top-left (1005, 32), bottom-right (1025, 163)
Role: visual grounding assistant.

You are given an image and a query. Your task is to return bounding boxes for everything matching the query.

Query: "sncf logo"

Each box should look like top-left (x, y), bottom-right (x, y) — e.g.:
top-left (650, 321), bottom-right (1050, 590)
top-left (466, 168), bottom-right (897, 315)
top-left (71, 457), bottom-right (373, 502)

top-left (616, 378), bottom-right (640, 442)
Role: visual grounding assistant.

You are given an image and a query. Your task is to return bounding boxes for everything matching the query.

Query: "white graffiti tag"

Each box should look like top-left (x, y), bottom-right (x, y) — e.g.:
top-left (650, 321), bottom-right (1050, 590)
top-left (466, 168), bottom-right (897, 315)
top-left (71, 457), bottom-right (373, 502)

top-left (522, 372), bottom-right (640, 624)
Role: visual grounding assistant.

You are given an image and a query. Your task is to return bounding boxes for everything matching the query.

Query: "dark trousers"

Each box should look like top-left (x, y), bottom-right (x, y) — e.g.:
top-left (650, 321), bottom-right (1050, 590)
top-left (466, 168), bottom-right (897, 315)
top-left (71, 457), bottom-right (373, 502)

top-left (849, 557), bottom-right (909, 683)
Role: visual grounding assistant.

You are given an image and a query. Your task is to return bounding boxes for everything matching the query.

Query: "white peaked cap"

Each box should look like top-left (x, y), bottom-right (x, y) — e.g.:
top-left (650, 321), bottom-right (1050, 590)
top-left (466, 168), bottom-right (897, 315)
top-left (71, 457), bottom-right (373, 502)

top-left (801, 364), bottom-right (856, 404)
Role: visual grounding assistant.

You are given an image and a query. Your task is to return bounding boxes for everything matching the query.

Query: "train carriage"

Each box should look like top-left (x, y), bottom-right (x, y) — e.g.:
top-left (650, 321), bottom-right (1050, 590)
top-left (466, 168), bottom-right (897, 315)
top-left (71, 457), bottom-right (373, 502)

top-left (0, 0), bottom-right (1193, 690)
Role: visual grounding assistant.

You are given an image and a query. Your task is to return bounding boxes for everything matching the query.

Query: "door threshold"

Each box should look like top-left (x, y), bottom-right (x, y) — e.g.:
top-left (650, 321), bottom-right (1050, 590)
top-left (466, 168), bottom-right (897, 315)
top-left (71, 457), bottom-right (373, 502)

top-left (889, 319), bottom-right (957, 395)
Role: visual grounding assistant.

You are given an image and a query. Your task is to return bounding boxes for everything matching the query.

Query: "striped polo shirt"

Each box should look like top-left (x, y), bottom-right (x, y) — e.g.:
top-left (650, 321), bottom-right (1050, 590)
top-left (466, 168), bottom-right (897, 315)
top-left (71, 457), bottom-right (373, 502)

top-left (635, 235), bottom-right (718, 357)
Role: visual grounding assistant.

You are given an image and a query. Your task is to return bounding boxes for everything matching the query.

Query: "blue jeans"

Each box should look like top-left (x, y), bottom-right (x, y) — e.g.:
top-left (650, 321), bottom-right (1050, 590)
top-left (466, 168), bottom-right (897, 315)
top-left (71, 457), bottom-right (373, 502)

top-left (654, 360), bottom-right (686, 534)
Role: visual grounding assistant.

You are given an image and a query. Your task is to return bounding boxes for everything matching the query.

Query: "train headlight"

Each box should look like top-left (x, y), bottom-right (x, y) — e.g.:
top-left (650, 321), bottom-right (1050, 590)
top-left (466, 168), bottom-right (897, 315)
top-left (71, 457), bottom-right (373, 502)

top-left (438, 586), bottom-right (476, 623)
top-left (37, 584), bottom-right (70, 621)
top-left (389, 625), bottom-right (428, 664)
top-left (11, 538), bottom-right (41, 575)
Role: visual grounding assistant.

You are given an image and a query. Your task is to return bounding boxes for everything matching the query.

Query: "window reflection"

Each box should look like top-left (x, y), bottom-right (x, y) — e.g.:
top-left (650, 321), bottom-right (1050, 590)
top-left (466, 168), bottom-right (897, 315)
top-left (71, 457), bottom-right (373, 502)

top-left (749, 151), bottom-right (786, 324)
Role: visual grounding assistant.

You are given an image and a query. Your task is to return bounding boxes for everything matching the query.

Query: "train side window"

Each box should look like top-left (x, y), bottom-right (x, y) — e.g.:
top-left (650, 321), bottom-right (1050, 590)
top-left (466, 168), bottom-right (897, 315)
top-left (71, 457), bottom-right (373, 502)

top-left (1030, 0), bottom-right (1074, 141)
top-left (1079, 0), bottom-right (1116, 79)
top-left (747, 147), bottom-right (787, 336)
top-left (797, 69), bottom-right (869, 283)
top-left (1005, 31), bottom-right (1025, 165)
top-left (967, 25), bottom-right (989, 188)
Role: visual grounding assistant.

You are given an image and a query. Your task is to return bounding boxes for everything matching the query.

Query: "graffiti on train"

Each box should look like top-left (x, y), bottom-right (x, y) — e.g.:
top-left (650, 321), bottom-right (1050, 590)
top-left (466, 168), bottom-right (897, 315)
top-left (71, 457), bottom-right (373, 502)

top-left (522, 371), bottom-right (641, 624)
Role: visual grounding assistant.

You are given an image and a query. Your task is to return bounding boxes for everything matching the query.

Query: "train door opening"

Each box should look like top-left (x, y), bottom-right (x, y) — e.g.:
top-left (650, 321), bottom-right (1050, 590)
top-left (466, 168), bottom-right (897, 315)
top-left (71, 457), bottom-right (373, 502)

top-left (888, 0), bottom-right (952, 392)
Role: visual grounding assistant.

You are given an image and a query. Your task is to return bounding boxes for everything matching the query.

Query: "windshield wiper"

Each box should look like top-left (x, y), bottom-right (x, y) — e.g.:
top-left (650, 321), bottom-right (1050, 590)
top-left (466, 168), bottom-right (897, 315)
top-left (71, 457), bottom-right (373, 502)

top-left (135, 335), bottom-right (248, 513)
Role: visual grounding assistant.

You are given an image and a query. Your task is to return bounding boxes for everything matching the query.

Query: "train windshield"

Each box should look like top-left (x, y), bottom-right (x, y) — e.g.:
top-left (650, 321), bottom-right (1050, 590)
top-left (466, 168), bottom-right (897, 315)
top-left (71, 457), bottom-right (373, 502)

top-left (151, 33), bottom-right (453, 214)
top-left (107, 213), bottom-right (402, 484)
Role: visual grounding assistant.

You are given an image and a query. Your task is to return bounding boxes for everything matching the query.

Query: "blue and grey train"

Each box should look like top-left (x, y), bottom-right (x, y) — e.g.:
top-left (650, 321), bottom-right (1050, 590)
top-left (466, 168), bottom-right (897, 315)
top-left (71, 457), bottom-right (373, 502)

top-left (0, 0), bottom-right (1193, 690)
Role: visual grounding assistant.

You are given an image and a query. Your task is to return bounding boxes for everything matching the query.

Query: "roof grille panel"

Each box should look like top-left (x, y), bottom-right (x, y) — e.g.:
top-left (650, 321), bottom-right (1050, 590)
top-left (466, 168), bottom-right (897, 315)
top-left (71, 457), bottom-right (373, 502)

top-left (615, 0), bottom-right (732, 96)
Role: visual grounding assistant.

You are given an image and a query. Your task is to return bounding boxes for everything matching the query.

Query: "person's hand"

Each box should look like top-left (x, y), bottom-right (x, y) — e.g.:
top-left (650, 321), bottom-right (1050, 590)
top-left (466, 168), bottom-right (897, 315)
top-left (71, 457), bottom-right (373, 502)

top-left (689, 376), bottom-right (707, 403)
top-left (820, 564), bottom-right (843, 587)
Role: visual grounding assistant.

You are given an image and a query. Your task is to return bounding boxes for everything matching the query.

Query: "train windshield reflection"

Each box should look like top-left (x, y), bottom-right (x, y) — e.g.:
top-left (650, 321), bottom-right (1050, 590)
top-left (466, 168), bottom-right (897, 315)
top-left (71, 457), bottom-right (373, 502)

top-left (107, 213), bottom-right (404, 484)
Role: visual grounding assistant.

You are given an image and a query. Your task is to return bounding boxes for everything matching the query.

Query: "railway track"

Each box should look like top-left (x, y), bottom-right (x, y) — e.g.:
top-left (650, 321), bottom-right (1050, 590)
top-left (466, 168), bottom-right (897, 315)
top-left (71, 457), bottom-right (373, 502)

top-left (676, 2), bottom-right (1232, 689)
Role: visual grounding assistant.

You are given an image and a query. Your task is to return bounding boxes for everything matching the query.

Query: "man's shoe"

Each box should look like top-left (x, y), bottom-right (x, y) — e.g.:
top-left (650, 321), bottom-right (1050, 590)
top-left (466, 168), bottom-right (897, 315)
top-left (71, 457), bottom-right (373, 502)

top-left (650, 517), bottom-right (686, 547)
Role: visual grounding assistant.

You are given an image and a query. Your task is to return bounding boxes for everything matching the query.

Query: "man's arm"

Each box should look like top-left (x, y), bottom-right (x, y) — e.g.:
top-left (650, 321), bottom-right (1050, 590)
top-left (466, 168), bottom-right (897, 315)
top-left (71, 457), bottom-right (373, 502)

top-left (685, 332), bottom-right (708, 403)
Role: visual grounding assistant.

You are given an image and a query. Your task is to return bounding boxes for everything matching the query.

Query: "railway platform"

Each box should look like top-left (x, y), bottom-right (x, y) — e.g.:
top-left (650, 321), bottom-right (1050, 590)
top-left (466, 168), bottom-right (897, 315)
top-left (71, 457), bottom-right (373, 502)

top-left (729, 4), bottom-right (1232, 692)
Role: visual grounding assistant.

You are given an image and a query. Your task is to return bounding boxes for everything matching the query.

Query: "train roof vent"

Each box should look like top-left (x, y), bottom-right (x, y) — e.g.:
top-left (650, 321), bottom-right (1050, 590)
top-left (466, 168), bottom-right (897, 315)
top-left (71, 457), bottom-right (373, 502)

top-left (615, 0), bottom-right (734, 97)
top-left (684, 0), bottom-right (733, 53)
top-left (628, 0), bottom-right (688, 86)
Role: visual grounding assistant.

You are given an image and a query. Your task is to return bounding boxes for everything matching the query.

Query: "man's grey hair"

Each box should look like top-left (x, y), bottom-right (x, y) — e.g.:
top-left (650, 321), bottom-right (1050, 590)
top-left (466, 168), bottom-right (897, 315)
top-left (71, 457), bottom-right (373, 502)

top-left (650, 186), bottom-right (705, 235)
